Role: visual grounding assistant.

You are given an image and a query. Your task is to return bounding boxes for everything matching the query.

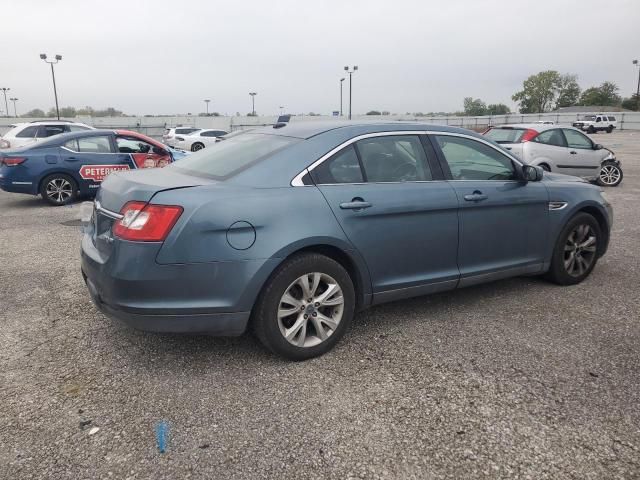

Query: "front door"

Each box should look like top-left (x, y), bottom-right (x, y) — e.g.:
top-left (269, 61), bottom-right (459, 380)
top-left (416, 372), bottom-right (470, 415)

top-left (430, 133), bottom-right (549, 286)
top-left (312, 134), bottom-right (460, 302)
top-left (560, 129), bottom-right (602, 178)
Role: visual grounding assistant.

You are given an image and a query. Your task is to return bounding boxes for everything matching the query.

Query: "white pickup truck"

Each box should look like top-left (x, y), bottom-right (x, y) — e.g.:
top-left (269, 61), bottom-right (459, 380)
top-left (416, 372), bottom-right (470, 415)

top-left (572, 114), bottom-right (617, 134)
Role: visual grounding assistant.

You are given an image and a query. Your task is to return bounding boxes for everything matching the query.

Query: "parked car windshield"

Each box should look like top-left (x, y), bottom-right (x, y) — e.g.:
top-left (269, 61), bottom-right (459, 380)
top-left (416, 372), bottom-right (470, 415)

top-left (484, 127), bottom-right (527, 144)
top-left (171, 133), bottom-right (299, 179)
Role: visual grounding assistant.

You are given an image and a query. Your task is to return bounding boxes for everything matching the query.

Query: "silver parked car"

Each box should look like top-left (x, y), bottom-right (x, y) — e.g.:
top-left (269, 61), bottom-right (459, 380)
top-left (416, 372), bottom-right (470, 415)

top-left (484, 124), bottom-right (623, 187)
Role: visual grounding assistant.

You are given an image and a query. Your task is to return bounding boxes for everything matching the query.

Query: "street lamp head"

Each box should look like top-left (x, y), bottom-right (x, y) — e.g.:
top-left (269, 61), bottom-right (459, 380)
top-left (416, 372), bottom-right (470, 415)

top-left (344, 66), bottom-right (348, 71)
top-left (354, 66), bottom-right (358, 71)
top-left (40, 53), bottom-right (47, 60)
top-left (634, 59), bottom-right (639, 66)
top-left (55, 55), bottom-right (62, 61)
top-left (340, 77), bottom-right (345, 82)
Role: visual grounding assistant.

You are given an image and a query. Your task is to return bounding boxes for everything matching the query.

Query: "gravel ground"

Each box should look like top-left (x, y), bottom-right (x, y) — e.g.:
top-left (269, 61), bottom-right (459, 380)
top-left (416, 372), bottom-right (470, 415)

top-left (1, 131), bottom-right (639, 479)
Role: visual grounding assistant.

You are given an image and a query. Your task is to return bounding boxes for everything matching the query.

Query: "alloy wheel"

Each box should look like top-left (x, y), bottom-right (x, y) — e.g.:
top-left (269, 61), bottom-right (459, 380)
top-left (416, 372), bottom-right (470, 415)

top-left (46, 178), bottom-right (73, 204)
top-left (277, 272), bottom-right (344, 348)
top-left (599, 165), bottom-right (621, 186)
top-left (563, 224), bottom-right (597, 277)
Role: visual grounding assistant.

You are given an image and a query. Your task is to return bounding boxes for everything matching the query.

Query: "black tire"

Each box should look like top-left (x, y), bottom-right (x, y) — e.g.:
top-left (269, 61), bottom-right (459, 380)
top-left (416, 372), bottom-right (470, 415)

top-left (253, 253), bottom-right (355, 361)
top-left (587, 126), bottom-right (596, 134)
top-left (606, 126), bottom-right (613, 133)
top-left (39, 173), bottom-right (78, 206)
top-left (540, 163), bottom-right (551, 172)
top-left (191, 142), bottom-right (205, 152)
top-left (545, 213), bottom-right (602, 286)
top-left (596, 160), bottom-right (623, 187)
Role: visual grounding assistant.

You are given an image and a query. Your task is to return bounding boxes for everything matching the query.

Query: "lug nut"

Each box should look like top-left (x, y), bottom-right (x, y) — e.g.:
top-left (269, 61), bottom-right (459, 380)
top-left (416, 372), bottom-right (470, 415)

top-left (304, 314), bottom-right (308, 319)
top-left (300, 305), bottom-right (305, 310)
top-left (314, 302), bottom-right (320, 307)
top-left (307, 298), bottom-right (312, 303)
top-left (312, 312), bottom-right (317, 317)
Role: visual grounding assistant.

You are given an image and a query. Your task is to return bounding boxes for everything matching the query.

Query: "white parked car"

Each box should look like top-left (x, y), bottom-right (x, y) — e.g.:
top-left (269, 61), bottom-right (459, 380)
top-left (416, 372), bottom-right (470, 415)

top-left (484, 124), bottom-right (623, 186)
top-left (0, 120), bottom-right (94, 149)
top-left (174, 129), bottom-right (229, 151)
top-left (572, 114), bottom-right (617, 134)
top-left (162, 127), bottom-right (202, 147)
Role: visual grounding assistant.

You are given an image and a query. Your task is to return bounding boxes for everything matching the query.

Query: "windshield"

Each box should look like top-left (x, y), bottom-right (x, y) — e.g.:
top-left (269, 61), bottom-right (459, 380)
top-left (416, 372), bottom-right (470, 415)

top-left (484, 127), bottom-right (527, 144)
top-left (170, 133), bottom-right (299, 179)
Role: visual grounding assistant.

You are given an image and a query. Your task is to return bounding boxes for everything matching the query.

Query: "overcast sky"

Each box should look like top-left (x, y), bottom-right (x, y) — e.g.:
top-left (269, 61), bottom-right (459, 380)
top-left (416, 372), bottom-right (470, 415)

top-left (3, 0), bottom-right (639, 116)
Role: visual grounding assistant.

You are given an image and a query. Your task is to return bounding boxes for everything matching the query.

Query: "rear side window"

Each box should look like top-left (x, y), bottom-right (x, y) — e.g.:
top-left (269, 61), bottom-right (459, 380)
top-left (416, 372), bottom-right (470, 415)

top-left (356, 135), bottom-right (432, 182)
top-left (434, 135), bottom-right (516, 181)
top-left (484, 128), bottom-right (526, 144)
top-left (312, 145), bottom-right (363, 184)
top-left (65, 136), bottom-right (114, 153)
top-left (175, 128), bottom-right (199, 135)
top-left (68, 125), bottom-right (91, 132)
top-left (534, 129), bottom-right (566, 147)
top-left (172, 133), bottom-right (298, 179)
top-left (38, 125), bottom-right (66, 137)
top-left (609, 116), bottom-right (616, 121)
top-left (15, 126), bottom-right (39, 138)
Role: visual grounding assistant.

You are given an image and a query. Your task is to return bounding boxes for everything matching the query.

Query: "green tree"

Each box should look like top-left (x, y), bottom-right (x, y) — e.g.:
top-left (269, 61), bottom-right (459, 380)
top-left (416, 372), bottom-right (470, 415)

top-left (512, 70), bottom-right (563, 113)
top-left (366, 110), bottom-right (381, 115)
top-left (555, 74), bottom-right (581, 109)
top-left (486, 103), bottom-right (510, 115)
top-left (22, 108), bottom-right (45, 117)
top-left (463, 97), bottom-right (487, 116)
top-left (621, 93), bottom-right (639, 111)
top-left (579, 82), bottom-right (622, 106)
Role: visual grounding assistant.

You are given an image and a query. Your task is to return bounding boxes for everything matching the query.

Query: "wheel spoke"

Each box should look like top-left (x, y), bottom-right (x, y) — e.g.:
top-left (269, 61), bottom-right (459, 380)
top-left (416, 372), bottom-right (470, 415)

top-left (278, 304), bottom-right (299, 319)
top-left (315, 283), bottom-right (340, 306)
top-left (316, 312), bottom-right (338, 331)
top-left (564, 252), bottom-right (575, 271)
top-left (285, 314), bottom-right (307, 345)
top-left (579, 236), bottom-right (596, 249)
top-left (281, 292), bottom-right (302, 308)
top-left (310, 316), bottom-right (328, 341)
top-left (297, 274), bottom-right (312, 299)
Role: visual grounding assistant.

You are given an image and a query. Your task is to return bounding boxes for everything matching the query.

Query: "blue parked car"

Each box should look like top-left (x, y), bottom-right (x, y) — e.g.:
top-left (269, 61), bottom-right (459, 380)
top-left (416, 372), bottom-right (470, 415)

top-left (81, 122), bottom-right (613, 360)
top-left (0, 129), bottom-right (186, 206)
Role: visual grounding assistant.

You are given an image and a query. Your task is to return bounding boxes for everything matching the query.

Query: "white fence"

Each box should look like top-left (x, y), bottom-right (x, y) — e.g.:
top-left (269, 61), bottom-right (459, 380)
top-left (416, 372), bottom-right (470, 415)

top-left (2, 111), bottom-right (639, 139)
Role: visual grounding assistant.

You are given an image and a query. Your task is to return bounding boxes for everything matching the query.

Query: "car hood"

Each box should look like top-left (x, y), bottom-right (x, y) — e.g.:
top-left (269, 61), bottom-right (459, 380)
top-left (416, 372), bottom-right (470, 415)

top-left (542, 171), bottom-right (589, 183)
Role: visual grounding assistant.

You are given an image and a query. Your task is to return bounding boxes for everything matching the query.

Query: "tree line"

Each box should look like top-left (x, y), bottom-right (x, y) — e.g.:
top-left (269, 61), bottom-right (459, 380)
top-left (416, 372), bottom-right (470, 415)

top-left (20, 106), bottom-right (124, 118)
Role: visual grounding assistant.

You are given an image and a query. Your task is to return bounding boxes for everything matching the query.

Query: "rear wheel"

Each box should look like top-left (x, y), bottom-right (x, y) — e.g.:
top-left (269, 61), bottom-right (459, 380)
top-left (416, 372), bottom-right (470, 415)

top-left (606, 126), bottom-right (613, 133)
top-left (253, 253), bottom-right (355, 360)
top-left (40, 173), bottom-right (77, 206)
top-left (546, 213), bottom-right (601, 285)
top-left (191, 142), bottom-right (205, 152)
top-left (596, 160), bottom-right (623, 187)
top-left (587, 126), bottom-right (596, 134)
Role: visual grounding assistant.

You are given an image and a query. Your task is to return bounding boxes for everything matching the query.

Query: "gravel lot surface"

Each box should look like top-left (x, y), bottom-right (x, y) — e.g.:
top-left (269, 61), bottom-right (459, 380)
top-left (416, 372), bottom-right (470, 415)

top-left (1, 131), bottom-right (639, 479)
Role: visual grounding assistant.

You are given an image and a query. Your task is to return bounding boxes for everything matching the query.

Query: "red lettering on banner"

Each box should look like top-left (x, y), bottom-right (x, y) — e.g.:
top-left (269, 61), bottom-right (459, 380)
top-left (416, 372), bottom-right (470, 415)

top-left (79, 164), bottom-right (130, 182)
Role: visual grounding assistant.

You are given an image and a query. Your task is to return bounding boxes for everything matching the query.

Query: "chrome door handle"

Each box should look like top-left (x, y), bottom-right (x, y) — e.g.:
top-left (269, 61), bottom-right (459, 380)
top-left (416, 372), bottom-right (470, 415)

top-left (340, 200), bottom-right (371, 210)
top-left (464, 191), bottom-right (488, 202)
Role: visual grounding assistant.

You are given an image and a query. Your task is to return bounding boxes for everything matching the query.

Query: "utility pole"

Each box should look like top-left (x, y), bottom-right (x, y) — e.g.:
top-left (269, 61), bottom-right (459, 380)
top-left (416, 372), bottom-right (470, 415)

top-left (204, 99), bottom-right (210, 115)
top-left (40, 54), bottom-right (62, 120)
top-left (343, 66), bottom-right (358, 120)
top-left (634, 60), bottom-right (640, 111)
top-left (9, 97), bottom-right (18, 117)
top-left (249, 92), bottom-right (257, 116)
top-left (0, 88), bottom-right (9, 118)
top-left (339, 78), bottom-right (345, 116)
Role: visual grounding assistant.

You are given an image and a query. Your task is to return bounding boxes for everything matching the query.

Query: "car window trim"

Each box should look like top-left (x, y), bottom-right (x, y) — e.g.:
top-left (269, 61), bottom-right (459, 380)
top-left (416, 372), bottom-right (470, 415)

top-left (60, 134), bottom-right (116, 154)
top-left (292, 131), bottom-right (493, 186)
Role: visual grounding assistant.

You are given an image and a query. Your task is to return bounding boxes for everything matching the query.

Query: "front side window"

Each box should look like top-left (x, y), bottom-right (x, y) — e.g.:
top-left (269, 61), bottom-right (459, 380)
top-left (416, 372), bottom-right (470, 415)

top-left (434, 135), bottom-right (516, 181)
top-left (356, 135), bottom-right (432, 182)
top-left (172, 133), bottom-right (298, 179)
top-left (68, 125), bottom-right (91, 132)
top-left (15, 126), bottom-right (39, 138)
top-left (116, 136), bottom-right (154, 153)
top-left (563, 129), bottom-right (592, 149)
top-left (65, 135), bottom-right (114, 153)
top-left (312, 145), bottom-right (363, 184)
top-left (534, 129), bottom-right (566, 147)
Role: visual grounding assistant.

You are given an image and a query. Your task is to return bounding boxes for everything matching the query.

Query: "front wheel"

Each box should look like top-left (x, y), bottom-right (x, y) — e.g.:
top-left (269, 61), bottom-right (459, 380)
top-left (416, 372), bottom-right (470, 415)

top-left (546, 213), bottom-right (602, 286)
top-left (253, 253), bottom-right (355, 360)
top-left (191, 142), bottom-right (205, 152)
top-left (597, 161), bottom-right (623, 187)
top-left (40, 173), bottom-right (78, 206)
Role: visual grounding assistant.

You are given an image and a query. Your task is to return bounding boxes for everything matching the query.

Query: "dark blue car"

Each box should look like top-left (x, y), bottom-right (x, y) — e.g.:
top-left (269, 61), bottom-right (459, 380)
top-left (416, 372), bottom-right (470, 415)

top-left (0, 129), bottom-right (184, 205)
top-left (81, 122), bottom-right (613, 360)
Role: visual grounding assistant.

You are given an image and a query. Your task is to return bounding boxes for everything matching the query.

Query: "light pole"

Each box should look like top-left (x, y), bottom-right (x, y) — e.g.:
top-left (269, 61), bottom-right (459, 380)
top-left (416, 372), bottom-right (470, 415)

top-left (204, 99), bottom-right (210, 115)
top-left (339, 78), bottom-right (345, 116)
top-left (40, 54), bottom-right (62, 120)
top-left (249, 92), bottom-right (257, 116)
top-left (343, 66), bottom-right (358, 120)
top-left (9, 97), bottom-right (18, 117)
top-left (279, 106), bottom-right (284, 116)
top-left (0, 88), bottom-right (9, 118)
top-left (634, 60), bottom-right (640, 111)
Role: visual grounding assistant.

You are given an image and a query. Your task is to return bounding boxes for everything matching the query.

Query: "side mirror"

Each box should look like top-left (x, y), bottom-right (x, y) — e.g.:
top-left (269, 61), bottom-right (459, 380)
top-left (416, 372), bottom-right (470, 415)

top-left (522, 164), bottom-right (543, 182)
top-left (593, 143), bottom-right (603, 150)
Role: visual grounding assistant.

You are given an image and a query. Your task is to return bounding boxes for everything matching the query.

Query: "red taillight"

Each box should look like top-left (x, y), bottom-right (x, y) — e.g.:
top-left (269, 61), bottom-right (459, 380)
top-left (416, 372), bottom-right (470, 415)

top-left (521, 129), bottom-right (539, 142)
top-left (1, 156), bottom-right (26, 166)
top-left (113, 201), bottom-right (183, 242)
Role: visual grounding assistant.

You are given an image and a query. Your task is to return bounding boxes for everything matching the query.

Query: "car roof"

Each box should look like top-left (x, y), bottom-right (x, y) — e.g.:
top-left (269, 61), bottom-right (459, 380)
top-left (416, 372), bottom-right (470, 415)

top-left (252, 121), bottom-right (476, 139)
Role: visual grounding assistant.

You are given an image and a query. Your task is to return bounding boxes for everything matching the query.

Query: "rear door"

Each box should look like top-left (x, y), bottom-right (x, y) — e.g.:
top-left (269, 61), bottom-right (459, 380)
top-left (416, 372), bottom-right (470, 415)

top-left (560, 129), bottom-right (602, 178)
top-left (431, 133), bottom-right (548, 285)
top-left (61, 134), bottom-right (132, 195)
top-left (312, 133), bottom-right (460, 302)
